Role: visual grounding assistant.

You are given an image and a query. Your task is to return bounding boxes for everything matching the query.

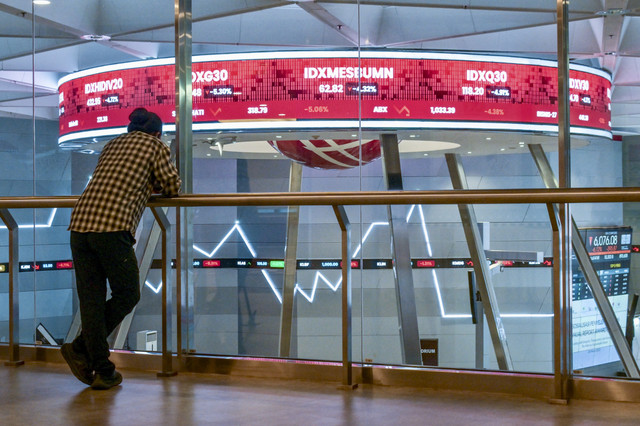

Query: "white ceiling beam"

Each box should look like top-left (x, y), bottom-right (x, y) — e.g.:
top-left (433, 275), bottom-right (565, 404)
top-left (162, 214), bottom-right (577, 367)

top-left (0, 70), bottom-right (58, 94)
top-left (0, 106), bottom-right (58, 120)
top-left (297, 1), bottom-right (362, 46)
top-left (0, 2), bottom-right (156, 61)
top-left (600, 0), bottom-right (629, 72)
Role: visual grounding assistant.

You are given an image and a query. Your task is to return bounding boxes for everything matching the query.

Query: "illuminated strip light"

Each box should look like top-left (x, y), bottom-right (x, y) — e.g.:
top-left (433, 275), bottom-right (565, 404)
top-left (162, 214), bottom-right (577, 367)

top-left (234, 222), bottom-right (257, 258)
top-left (192, 221), bottom-right (256, 258)
top-left (351, 221), bottom-right (389, 258)
top-left (34, 208), bottom-right (57, 228)
top-left (417, 205), bottom-right (432, 257)
top-left (60, 120), bottom-right (612, 145)
top-left (190, 120), bottom-right (611, 138)
top-left (406, 204), bottom-right (415, 222)
top-left (294, 272), bottom-right (342, 303)
top-left (145, 280), bottom-right (162, 294)
top-left (58, 127), bottom-right (128, 144)
top-left (261, 269), bottom-right (282, 304)
top-left (431, 269), bottom-right (447, 318)
top-left (0, 208), bottom-right (57, 229)
top-left (59, 50), bottom-right (611, 84)
top-left (59, 125), bottom-right (177, 145)
top-left (412, 205), bottom-right (448, 318)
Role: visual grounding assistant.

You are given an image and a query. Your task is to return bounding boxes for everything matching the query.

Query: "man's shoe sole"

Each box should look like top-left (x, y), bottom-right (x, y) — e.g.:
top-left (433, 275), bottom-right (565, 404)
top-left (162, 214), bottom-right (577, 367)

top-left (91, 371), bottom-right (123, 390)
top-left (61, 343), bottom-right (93, 385)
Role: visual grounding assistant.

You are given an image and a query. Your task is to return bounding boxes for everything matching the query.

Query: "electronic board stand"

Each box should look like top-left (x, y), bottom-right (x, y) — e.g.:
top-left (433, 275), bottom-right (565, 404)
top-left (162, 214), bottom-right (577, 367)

top-left (380, 133), bottom-right (422, 366)
top-left (445, 153), bottom-right (513, 371)
top-left (468, 271), bottom-right (484, 369)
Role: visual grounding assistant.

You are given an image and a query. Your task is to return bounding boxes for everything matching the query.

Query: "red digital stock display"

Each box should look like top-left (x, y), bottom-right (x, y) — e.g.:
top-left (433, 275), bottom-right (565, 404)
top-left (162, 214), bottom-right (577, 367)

top-left (57, 51), bottom-right (612, 144)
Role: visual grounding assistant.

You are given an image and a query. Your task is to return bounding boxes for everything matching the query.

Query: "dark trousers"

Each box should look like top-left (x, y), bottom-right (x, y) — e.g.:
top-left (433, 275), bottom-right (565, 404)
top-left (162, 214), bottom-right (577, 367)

top-left (70, 231), bottom-right (140, 375)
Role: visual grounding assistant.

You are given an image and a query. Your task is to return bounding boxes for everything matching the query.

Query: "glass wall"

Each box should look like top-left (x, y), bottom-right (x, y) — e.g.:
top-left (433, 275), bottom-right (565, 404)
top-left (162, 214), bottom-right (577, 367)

top-left (2, 0), bottom-right (640, 384)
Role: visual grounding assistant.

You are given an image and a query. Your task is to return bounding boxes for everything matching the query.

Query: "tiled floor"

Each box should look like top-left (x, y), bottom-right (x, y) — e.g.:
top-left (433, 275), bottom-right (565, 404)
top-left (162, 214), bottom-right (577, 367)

top-left (3, 362), bottom-right (640, 425)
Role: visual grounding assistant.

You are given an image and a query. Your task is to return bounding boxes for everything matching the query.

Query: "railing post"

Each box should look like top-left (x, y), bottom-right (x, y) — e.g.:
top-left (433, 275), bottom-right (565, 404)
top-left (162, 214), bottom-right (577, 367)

top-left (151, 207), bottom-right (177, 377)
top-left (547, 203), bottom-right (569, 402)
top-left (0, 208), bottom-right (24, 366)
top-left (175, 0), bottom-right (194, 358)
top-left (333, 205), bottom-right (357, 389)
top-left (279, 161), bottom-right (303, 358)
top-left (555, 0), bottom-right (572, 402)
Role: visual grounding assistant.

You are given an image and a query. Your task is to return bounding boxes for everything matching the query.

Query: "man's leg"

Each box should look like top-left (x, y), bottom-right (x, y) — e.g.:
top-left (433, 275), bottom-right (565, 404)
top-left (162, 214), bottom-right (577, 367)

top-left (68, 232), bottom-right (111, 381)
top-left (92, 231), bottom-right (140, 337)
top-left (74, 231), bottom-right (137, 390)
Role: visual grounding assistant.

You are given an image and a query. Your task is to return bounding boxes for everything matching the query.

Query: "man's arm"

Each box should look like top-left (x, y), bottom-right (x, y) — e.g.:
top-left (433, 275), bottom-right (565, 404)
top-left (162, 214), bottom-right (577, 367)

top-left (152, 144), bottom-right (182, 196)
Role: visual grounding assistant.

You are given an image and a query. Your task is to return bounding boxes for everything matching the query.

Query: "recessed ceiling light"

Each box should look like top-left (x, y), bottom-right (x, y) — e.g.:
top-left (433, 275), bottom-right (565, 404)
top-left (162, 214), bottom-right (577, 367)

top-left (467, 151), bottom-right (472, 154)
top-left (398, 140), bottom-right (460, 153)
top-left (222, 141), bottom-right (279, 154)
top-left (486, 137), bottom-right (492, 140)
top-left (500, 148), bottom-right (506, 151)
top-left (33, 0), bottom-right (51, 4)
top-left (81, 34), bottom-right (111, 41)
top-left (596, 8), bottom-right (629, 16)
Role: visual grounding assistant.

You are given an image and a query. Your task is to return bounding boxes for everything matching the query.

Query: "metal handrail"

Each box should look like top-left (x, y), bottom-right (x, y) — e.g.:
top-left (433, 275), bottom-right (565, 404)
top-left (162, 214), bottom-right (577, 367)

top-left (3, 188), bottom-right (640, 393)
top-left (2, 187), bottom-right (640, 209)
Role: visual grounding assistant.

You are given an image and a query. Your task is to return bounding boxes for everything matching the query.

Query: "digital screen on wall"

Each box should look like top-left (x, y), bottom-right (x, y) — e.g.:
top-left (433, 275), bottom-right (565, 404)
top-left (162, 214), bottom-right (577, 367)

top-left (572, 227), bottom-right (632, 371)
top-left (57, 51), bottom-right (612, 144)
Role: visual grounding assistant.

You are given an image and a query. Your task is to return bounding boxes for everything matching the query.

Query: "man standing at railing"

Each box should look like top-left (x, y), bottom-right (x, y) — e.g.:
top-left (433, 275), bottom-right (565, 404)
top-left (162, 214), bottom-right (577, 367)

top-left (62, 108), bottom-right (181, 390)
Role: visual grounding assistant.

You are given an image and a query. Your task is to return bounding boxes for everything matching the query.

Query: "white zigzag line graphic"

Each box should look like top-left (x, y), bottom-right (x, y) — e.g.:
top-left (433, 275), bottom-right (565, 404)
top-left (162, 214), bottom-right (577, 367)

top-left (294, 271), bottom-right (342, 303)
top-left (153, 204), bottom-right (552, 318)
top-left (192, 221), bottom-right (257, 258)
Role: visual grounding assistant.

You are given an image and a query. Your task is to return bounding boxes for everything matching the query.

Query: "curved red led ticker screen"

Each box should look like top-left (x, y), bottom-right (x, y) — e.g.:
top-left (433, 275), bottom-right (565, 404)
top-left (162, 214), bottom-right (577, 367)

top-left (57, 51), bottom-right (612, 144)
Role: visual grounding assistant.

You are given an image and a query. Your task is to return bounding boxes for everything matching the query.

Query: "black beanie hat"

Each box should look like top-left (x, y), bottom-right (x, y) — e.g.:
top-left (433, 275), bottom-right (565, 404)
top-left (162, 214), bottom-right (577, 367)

top-left (127, 108), bottom-right (163, 135)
